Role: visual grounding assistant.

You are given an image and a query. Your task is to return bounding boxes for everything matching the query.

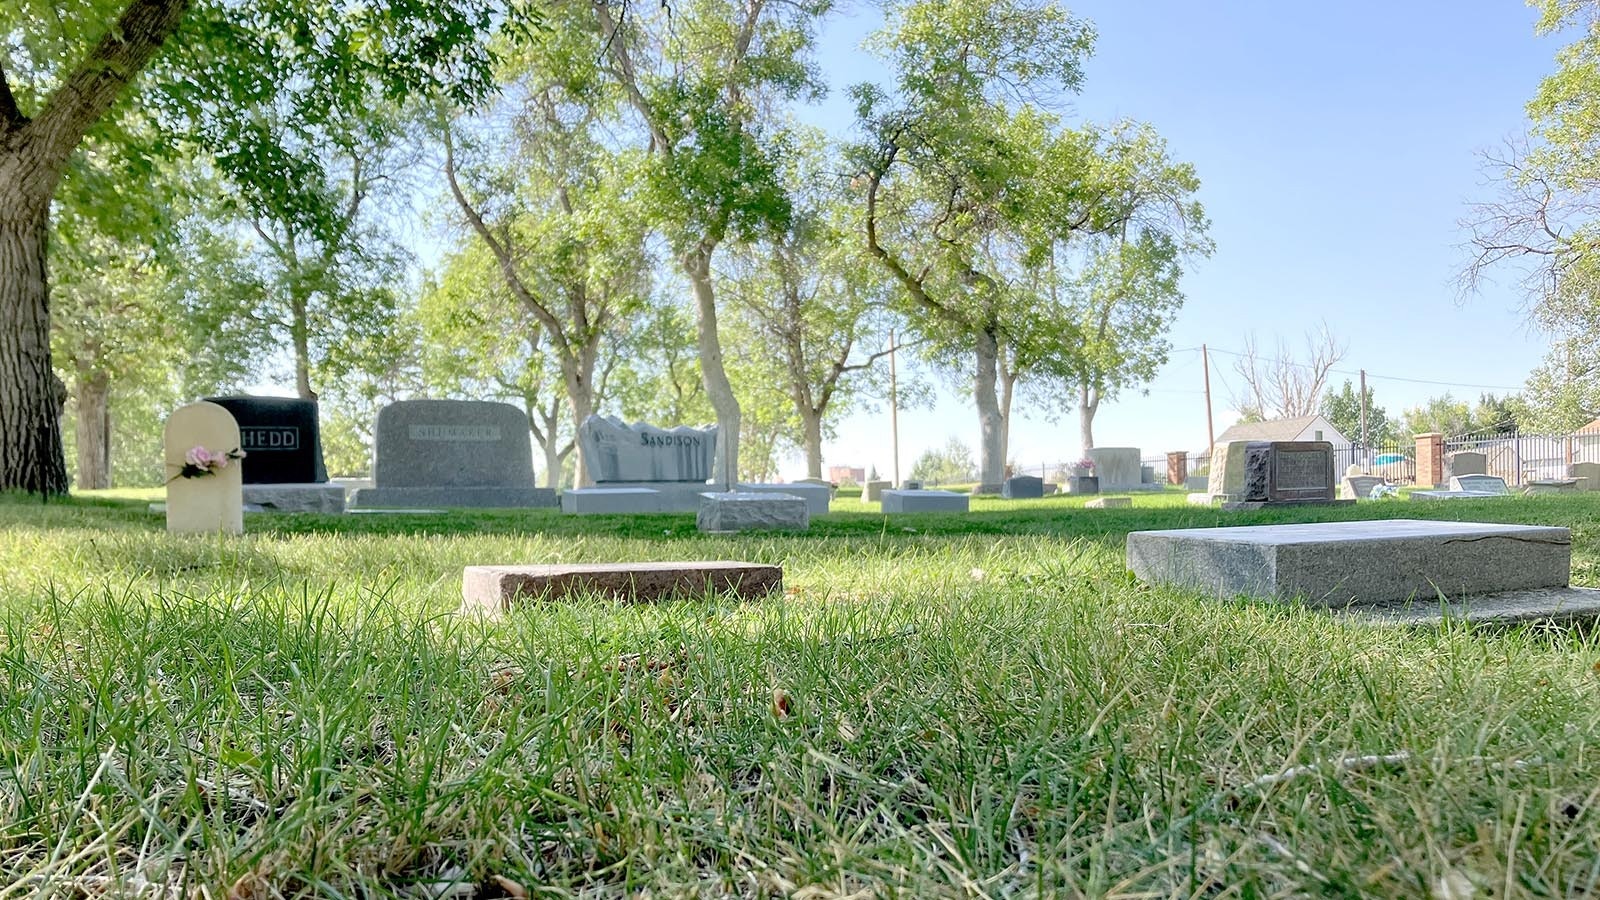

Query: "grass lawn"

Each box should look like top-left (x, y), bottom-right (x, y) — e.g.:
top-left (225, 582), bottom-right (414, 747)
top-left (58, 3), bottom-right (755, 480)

top-left (3, 489), bottom-right (1600, 896)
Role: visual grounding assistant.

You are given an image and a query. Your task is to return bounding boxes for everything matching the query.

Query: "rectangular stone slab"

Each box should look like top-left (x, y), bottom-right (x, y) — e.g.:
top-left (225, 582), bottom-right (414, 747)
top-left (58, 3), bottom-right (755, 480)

top-left (881, 489), bottom-right (969, 513)
top-left (1126, 519), bottom-right (1571, 607)
top-left (462, 561), bottom-right (783, 613)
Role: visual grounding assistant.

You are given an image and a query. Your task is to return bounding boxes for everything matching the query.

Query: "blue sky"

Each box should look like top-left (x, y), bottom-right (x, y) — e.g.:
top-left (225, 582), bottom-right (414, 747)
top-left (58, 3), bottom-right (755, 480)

top-left (793, 0), bottom-right (1563, 479)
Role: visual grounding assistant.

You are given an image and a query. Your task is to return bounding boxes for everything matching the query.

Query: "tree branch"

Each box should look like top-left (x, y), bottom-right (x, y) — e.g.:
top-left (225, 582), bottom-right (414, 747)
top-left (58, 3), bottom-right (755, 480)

top-left (26, 0), bottom-right (191, 181)
top-left (0, 61), bottom-right (24, 128)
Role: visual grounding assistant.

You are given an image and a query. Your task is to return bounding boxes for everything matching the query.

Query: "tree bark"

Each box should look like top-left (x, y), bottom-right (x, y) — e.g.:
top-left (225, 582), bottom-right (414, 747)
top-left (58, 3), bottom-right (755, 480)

top-left (0, 0), bottom-right (192, 494)
top-left (1078, 383), bottom-right (1099, 453)
top-left (799, 406), bottom-right (823, 479)
top-left (973, 329), bottom-right (1005, 487)
top-left (0, 200), bottom-right (70, 494)
top-left (74, 367), bottom-right (111, 489)
top-left (683, 243), bottom-right (740, 488)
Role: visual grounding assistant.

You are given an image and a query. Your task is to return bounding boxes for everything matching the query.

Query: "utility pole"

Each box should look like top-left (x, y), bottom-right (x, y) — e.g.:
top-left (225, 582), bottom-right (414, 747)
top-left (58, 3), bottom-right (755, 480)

top-left (1359, 368), bottom-right (1369, 464)
top-left (1202, 344), bottom-right (1215, 456)
top-left (889, 329), bottom-right (900, 487)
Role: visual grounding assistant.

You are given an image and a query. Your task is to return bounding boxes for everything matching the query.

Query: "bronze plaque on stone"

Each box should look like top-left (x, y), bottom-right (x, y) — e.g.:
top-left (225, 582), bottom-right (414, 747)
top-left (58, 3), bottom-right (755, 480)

top-left (1268, 442), bottom-right (1334, 501)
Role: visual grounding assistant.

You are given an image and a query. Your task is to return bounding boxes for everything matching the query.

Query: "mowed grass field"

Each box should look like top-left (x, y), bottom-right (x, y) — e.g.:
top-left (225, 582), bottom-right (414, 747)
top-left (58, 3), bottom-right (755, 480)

top-left (2, 489), bottom-right (1599, 897)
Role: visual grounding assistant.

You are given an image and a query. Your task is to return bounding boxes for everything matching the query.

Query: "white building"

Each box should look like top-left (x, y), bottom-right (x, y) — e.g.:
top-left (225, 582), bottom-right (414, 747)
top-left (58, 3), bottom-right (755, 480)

top-left (1213, 414), bottom-right (1354, 448)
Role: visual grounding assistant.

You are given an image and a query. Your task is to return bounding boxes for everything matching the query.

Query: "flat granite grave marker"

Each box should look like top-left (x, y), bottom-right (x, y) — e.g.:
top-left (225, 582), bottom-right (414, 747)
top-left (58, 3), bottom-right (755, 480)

top-left (1448, 475), bottom-right (1510, 495)
top-left (881, 489), bottom-right (969, 513)
top-left (1525, 478), bottom-right (1581, 494)
top-left (561, 488), bottom-right (664, 515)
top-left (1128, 519), bottom-right (1571, 607)
top-left (697, 492), bottom-right (809, 532)
top-left (735, 482), bottom-right (830, 517)
top-left (462, 561), bottom-right (783, 614)
top-left (1002, 475), bottom-right (1044, 499)
top-left (164, 401), bottom-right (244, 535)
top-left (352, 400), bottom-right (556, 508)
top-left (1085, 497), bottom-right (1131, 509)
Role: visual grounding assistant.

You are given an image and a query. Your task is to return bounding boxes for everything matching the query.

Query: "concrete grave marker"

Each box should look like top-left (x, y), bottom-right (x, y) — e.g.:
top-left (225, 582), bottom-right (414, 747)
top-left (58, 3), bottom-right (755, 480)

top-left (164, 401), bottom-right (244, 535)
top-left (862, 480), bottom-right (890, 502)
top-left (352, 400), bottom-right (555, 508)
top-left (1085, 497), bottom-right (1131, 509)
top-left (463, 561), bottom-right (783, 614)
top-left (1525, 479), bottom-right (1581, 494)
top-left (735, 482), bottom-right (830, 517)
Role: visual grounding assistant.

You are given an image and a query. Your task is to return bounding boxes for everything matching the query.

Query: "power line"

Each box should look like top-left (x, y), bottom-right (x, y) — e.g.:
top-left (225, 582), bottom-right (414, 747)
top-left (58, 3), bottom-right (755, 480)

top-left (1188, 346), bottom-right (1525, 393)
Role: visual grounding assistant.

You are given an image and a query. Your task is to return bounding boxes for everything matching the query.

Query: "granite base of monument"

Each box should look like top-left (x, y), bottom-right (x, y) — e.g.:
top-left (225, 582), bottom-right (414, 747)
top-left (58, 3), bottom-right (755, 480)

top-left (1410, 490), bottom-right (1509, 501)
top-left (697, 492), bottom-right (809, 532)
top-left (243, 484), bottom-right (347, 514)
top-left (561, 488), bottom-right (665, 514)
top-left (462, 561), bottom-right (783, 614)
top-left (1220, 498), bottom-right (1355, 511)
top-left (881, 489), bottom-right (969, 513)
top-left (353, 486), bottom-right (556, 509)
top-left (1127, 519), bottom-right (1571, 607)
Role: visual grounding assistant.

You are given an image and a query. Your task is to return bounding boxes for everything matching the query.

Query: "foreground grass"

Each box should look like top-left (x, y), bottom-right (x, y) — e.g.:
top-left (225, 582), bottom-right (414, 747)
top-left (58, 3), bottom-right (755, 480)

top-left (1, 493), bottom-right (1599, 896)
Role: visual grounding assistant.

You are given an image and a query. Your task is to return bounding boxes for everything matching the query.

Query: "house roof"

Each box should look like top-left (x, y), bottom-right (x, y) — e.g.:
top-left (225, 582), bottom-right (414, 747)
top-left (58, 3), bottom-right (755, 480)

top-left (1578, 417), bottom-right (1600, 435)
top-left (1215, 415), bottom-right (1324, 444)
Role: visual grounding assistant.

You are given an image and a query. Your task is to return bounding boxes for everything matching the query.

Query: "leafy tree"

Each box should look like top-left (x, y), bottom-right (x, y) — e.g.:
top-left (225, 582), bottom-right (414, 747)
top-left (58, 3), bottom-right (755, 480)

top-left (1462, 1), bottom-right (1600, 426)
top-left (588, 0), bottom-right (831, 487)
top-left (1400, 393), bottom-right (1474, 438)
top-left (1320, 379), bottom-right (1395, 446)
top-left (609, 302), bottom-right (713, 428)
top-left (436, 11), bottom-right (650, 485)
top-left (0, 0), bottom-right (530, 494)
top-left (722, 133), bottom-right (899, 478)
top-left (908, 436), bottom-right (975, 486)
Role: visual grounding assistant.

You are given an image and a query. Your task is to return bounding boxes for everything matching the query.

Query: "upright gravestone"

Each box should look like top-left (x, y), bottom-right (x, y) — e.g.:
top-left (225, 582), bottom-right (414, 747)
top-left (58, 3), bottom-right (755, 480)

top-left (862, 479), bottom-right (891, 503)
top-left (564, 415), bottom-right (721, 513)
top-left (1202, 440), bottom-right (1349, 510)
top-left (164, 401), bottom-right (244, 535)
top-left (1340, 474), bottom-right (1386, 500)
top-left (1448, 451), bottom-right (1488, 478)
top-left (1569, 461), bottom-right (1600, 491)
top-left (204, 396), bottom-right (344, 513)
top-left (1001, 475), bottom-right (1044, 499)
top-left (352, 400), bottom-right (556, 508)
top-left (1086, 447), bottom-right (1145, 491)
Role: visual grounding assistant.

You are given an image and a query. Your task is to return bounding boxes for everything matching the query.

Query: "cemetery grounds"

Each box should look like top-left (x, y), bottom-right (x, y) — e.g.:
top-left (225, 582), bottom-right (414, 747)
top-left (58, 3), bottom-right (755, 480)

top-left (2, 489), bottom-right (1599, 897)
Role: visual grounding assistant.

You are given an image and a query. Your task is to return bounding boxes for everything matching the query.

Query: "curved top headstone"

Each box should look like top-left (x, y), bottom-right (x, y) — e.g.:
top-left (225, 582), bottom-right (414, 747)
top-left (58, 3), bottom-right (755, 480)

top-left (371, 400), bottom-right (535, 488)
top-left (578, 415), bottom-right (717, 483)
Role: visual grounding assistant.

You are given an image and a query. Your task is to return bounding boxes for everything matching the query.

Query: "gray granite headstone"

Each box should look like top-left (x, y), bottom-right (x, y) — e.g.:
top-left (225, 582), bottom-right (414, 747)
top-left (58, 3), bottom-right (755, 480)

top-left (862, 479), bottom-right (891, 502)
top-left (1570, 461), bottom-right (1600, 491)
top-left (1340, 474), bottom-right (1385, 500)
top-left (352, 400), bottom-right (555, 508)
top-left (1211, 441), bottom-right (1347, 509)
top-left (1001, 475), bottom-right (1044, 499)
top-left (1448, 451), bottom-right (1487, 477)
top-left (881, 489), bottom-right (968, 513)
top-left (1086, 447), bottom-right (1142, 490)
top-left (1448, 474), bottom-right (1510, 495)
top-left (578, 415), bottom-right (717, 483)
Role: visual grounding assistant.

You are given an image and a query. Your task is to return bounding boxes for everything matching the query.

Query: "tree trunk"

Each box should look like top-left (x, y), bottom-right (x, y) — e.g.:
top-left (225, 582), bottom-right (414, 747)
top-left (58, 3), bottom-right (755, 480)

top-left (973, 330), bottom-right (1005, 488)
top-left (1079, 384), bottom-right (1099, 453)
top-left (683, 243), bottom-right (740, 489)
top-left (291, 291), bottom-right (314, 400)
top-left (0, 197), bottom-right (69, 494)
top-left (800, 406), bottom-right (823, 479)
top-left (541, 431), bottom-right (562, 489)
top-left (74, 367), bottom-right (111, 490)
top-left (563, 345), bottom-right (597, 487)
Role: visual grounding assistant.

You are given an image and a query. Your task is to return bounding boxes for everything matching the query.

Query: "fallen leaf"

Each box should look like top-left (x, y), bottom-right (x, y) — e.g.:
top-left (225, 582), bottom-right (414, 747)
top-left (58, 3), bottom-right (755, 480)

top-left (491, 875), bottom-right (529, 899)
top-left (772, 687), bottom-right (794, 718)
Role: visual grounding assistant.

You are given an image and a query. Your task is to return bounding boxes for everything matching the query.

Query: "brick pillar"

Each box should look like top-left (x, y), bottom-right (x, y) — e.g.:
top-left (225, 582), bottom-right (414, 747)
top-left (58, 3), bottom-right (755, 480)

top-left (1166, 451), bottom-right (1187, 485)
top-left (1415, 432), bottom-right (1444, 487)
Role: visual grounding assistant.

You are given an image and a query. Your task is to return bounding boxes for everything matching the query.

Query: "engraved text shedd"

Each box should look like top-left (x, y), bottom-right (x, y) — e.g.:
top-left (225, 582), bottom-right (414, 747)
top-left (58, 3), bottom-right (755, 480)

top-left (408, 425), bottom-right (502, 442)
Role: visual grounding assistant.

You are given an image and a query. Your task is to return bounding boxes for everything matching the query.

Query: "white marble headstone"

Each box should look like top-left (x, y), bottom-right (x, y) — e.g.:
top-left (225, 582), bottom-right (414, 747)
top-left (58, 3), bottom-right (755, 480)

top-left (164, 401), bottom-right (244, 535)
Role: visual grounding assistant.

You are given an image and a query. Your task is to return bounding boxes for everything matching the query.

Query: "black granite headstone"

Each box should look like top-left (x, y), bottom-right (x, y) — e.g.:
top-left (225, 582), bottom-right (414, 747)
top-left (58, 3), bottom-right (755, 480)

top-left (1002, 475), bottom-right (1044, 499)
top-left (204, 396), bottom-right (329, 484)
